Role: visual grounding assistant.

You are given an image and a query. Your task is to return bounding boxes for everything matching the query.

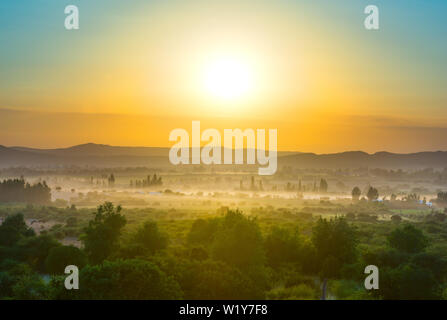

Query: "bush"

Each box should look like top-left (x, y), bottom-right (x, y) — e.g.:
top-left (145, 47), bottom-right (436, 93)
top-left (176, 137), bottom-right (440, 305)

top-left (387, 224), bottom-right (428, 254)
top-left (211, 210), bottom-right (265, 269)
top-left (45, 246), bottom-right (87, 274)
top-left (63, 259), bottom-right (182, 299)
top-left (133, 220), bottom-right (168, 254)
top-left (187, 218), bottom-right (219, 245)
top-left (152, 255), bottom-right (266, 299)
top-left (329, 280), bottom-right (374, 300)
top-left (266, 284), bottom-right (318, 300)
top-left (264, 226), bottom-right (301, 268)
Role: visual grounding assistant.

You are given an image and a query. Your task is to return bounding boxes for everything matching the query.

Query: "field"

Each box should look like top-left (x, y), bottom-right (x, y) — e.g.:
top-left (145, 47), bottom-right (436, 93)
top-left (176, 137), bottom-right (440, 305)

top-left (1, 169), bottom-right (446, 300)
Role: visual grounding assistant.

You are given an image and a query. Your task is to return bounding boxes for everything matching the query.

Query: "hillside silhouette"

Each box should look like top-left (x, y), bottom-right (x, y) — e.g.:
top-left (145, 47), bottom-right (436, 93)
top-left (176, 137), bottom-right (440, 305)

top-left (0, 143), bottom-right (446, 168)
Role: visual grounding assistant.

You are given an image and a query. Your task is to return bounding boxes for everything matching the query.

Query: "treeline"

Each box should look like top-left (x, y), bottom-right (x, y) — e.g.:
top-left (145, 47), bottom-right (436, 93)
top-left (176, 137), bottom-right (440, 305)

top-left (1, 202), bottom-right (446, 300)
top-left (0, 178), bottom-right (51, 204)
top-left (284, 178), bottom-right (328, 192)
top-left (438, 192), bottom-right (447, 203)
top-left (130, 174), bottom-right (163, 188)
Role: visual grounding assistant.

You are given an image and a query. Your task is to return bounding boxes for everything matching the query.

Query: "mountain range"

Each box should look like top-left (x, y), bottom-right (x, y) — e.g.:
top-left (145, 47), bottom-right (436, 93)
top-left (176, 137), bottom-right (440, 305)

top-left (0, 143), bottom-right (446, 169)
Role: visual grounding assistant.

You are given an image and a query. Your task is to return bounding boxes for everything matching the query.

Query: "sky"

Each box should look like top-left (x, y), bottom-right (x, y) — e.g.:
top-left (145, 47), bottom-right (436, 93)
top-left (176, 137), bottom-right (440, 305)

top-left (1, 0), bottom-right (447, 152)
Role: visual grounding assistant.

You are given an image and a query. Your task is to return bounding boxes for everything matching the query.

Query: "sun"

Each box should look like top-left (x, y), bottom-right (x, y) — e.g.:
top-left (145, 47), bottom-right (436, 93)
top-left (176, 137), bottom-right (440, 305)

top-left (202, 56), bottom-right (255, 101)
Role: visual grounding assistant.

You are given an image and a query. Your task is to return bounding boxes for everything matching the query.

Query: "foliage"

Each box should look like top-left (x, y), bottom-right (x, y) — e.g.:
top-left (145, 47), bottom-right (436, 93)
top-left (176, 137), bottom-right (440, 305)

top-left (69, 259), bottom-right (181, 300)
top-left (187, 218), bottom-right (220, 245)
top-left (437, 192), bottom-right (447, 202)
top-left (0, 178), bottom-right (51, 204)
top-left (329, 280), bottom-right (374, 300)
top-left (132, 220), bottom-right (168, 254)
top-left (387, 224), bottom-right (428, 254)
top-left (81, 202), bottom-right (126, 264)
top-left (45, 245), bottom-right (87, 275)
top-left (1, 199), bottom-right (447, 300)
top-left (264, 226), bottom-right (301, 268)
top-left (319, 179), bottom-right (328, 193)
top-left (378, 264), bottom-right (438, 299)
top-left (211, 210), bottom-right (265, 269)
top-left (266, 284), bottom-right (318, 300)
top-left (312, 217), bottom-right (357, 278)
top-left (351, 187), bottom-right (361, 201)
top-left (17, 234), bottom-right (60, 273)
top-left (0, 213), bottom-right (35, 246)
top-left (153, 255), bottom-right (265, 299)
top-left (11, 273), bottom-right (49, 300)
top-left (367, 187), bottom-right (379, 201)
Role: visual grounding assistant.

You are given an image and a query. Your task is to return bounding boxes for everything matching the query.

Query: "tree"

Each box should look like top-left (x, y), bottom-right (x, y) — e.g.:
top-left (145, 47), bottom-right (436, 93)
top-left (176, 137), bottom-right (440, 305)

top-left (66, 217), bottom-right (77, 227)
top-left (312, 217), bottom-right (357, 278)
top-left (0, 213), bottom-right (35, 246)
top-left (351, 187), bottom-right (361, 201)
top-left (211, 210), bottom-right (265, 269)
top-left (187, 218), bottom-right (220, 246)
top-left (0, 260), bottom-right (34, 299)
top-left (11, 272), bottom-right (49, 300)
top-left (18, 234), bottom-right (60, 273)
top-left (411, 252), bottom-right (447, 282)
top-left (81, 202), bottom-right (126, 264)
top-left (319, 179), bottom-right (328, 193)
top-left (264, 226), bottom-right (301, 268)
top-left (45, 245), bottom-right (87, 274)
top-left (71, 259), bottom-right (182, 299)
top-left (367, 187), bottom-right (379, 201)
top-left (398, 264), bottom-right (438, 299)
top-left (379, 264), bottom-right (438, 299)
top-left (153, 256), bottom-right (265, 300)
top-left (132, 221), bottom-right (168, 255)
top-left (387, 224), bottom-right (428, 254)
top-left (0, 178), bottom-right (51, 204)
top-left (189, 260), bottom-right (265, 299)
top-left (108, 174), bottom-right (115, 187)
top-left (437, 192), bottom-right (447, 202)
top-left (312, 217), bottom-right (357, 299)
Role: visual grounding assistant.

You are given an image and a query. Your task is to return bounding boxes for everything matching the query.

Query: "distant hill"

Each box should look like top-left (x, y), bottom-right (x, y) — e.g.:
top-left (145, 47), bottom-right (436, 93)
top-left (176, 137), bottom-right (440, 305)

top-left (279, 151), bottom-right (447, 169)
top-left (10, 143), bottom-right (170, 157)
top-left (0, 143), bottom-right (446, 169)
top-left (0, 143), bottom-right (170, 168)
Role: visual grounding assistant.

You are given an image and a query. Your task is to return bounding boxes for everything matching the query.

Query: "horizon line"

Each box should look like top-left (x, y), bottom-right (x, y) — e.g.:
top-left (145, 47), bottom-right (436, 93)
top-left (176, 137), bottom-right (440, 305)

top-left (2, 142), bottom-right (447, 156)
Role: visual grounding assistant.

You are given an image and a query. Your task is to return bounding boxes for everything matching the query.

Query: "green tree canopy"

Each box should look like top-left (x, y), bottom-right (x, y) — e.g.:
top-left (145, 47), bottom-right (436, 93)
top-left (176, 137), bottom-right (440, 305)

top-left (211, 210), bottom-right (265, 270)
top-left (152, 255), bottom-right (265, 299)
top-left (387, 224), bottom-right (429, 254)
top-left (187, 218), bottom-right (220, 245)
top-left (312, 217), bottom-right (357, 278)
top-left (45, 245), bottom-right (87, 275)
top-left (379, 264), bottom-right (438, 299)
top-left (133, 220), bottom-right (169, 254)
top-left (18, 234), bottom-right (60, 272)
top-left (57, 259), bottom-right (182, 300)
top-left (81, 202), bottom-right (126, 264)
top-left (264, 226), bottom-right (301, 268)
top-left (0, 213), bottom-right (35, 246)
